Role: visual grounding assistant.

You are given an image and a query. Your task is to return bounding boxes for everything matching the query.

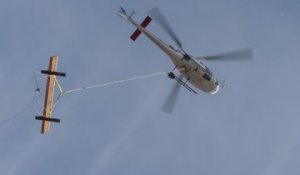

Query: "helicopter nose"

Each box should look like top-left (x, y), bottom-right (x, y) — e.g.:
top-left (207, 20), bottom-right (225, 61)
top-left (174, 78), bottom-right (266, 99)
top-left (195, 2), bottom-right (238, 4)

top-left (210, 82), bottom-right (220, 94)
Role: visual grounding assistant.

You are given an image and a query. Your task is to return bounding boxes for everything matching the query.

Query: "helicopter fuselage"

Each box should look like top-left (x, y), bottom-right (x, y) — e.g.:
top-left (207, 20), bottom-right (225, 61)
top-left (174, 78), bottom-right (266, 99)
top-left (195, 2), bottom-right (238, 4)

top-left (121, 14), bottom-right (220, 94)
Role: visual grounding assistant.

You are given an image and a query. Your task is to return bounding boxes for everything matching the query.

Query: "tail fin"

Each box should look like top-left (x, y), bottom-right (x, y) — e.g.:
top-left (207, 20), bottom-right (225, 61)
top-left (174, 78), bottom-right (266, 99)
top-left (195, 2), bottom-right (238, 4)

top-left (118, 6), bottom-right (135, 18)
top-left (117, 6), bottom-right (129, 19)
top-left (119, 6), bottom-right (127, 15)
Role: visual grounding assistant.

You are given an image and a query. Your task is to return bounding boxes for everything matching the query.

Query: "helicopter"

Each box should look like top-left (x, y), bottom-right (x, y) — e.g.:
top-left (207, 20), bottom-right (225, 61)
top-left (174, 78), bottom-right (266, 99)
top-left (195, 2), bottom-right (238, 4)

top-left (117, 7), bottom-right (252, 112)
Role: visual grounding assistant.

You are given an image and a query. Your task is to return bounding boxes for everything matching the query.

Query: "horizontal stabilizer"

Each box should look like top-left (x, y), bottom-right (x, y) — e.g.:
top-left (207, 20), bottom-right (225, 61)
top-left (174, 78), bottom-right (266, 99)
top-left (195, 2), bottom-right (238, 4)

top-left (130, 16), bottom-right (152, 41)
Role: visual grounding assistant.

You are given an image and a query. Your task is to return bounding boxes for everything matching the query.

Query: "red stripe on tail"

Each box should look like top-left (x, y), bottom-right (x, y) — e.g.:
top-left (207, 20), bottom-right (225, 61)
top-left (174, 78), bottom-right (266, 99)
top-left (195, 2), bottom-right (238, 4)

top-left (130, 16), bottom-right (152, 41)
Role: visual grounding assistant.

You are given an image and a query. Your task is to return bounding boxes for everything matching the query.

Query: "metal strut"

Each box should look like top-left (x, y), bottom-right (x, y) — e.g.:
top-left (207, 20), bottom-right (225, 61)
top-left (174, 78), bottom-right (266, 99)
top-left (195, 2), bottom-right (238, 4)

top-left (41, 70), bottom-right (66, 77)
top-left (35, 116), bottom-right (60, 123)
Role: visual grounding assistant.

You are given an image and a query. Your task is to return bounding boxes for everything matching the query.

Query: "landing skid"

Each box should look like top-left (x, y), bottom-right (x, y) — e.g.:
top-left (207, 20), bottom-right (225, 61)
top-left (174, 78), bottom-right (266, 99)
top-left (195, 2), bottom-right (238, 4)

top-left (168, 72), bottom-right (197, 94)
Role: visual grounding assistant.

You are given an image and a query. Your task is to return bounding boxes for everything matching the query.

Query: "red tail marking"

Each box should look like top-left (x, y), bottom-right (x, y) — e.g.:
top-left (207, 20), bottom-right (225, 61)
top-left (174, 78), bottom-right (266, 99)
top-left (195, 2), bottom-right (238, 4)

top-left (130, 16), bottom-right (152, 41)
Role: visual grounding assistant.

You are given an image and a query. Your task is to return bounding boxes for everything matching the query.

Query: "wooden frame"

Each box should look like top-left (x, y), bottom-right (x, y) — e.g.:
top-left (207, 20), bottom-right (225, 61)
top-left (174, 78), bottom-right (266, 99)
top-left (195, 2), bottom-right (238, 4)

top-left (41, 56), bottom-right (58, 134)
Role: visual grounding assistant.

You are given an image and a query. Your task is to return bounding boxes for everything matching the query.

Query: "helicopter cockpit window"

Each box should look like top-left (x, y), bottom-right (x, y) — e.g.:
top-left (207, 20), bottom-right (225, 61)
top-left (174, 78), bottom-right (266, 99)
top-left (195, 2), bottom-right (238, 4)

top-left (198, 61), bottom-right (213, 76)
top-left (205, 66), bottom-right (213, 76)
top-left (203, 74), bottom-right (211, 81)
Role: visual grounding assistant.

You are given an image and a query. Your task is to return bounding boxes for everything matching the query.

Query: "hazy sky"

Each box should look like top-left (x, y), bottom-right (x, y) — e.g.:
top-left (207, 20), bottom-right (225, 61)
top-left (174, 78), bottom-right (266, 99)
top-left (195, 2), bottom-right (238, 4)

top-left (0, 0), bottom-right (300, 175)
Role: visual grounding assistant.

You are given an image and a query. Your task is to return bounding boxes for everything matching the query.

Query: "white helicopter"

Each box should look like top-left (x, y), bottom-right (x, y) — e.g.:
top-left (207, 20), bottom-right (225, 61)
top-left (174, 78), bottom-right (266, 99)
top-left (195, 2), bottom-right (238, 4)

top-left (117, 7), bottom-right (252, 112)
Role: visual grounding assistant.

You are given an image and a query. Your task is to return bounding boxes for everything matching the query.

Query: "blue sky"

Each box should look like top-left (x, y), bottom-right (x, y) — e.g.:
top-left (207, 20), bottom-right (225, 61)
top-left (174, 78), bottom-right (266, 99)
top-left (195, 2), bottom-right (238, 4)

top-left (0, 0), bottom-right (300, 175)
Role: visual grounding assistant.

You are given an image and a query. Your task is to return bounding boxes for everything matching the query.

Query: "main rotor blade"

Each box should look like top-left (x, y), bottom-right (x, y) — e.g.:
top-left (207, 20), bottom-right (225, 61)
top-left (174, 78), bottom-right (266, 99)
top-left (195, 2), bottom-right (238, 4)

top-left (161, 81), bottom-right (181, 114)
top-left (197, 49), bottom-right (253, 61)
top-left (149, 7), bottom-right (184, 52)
